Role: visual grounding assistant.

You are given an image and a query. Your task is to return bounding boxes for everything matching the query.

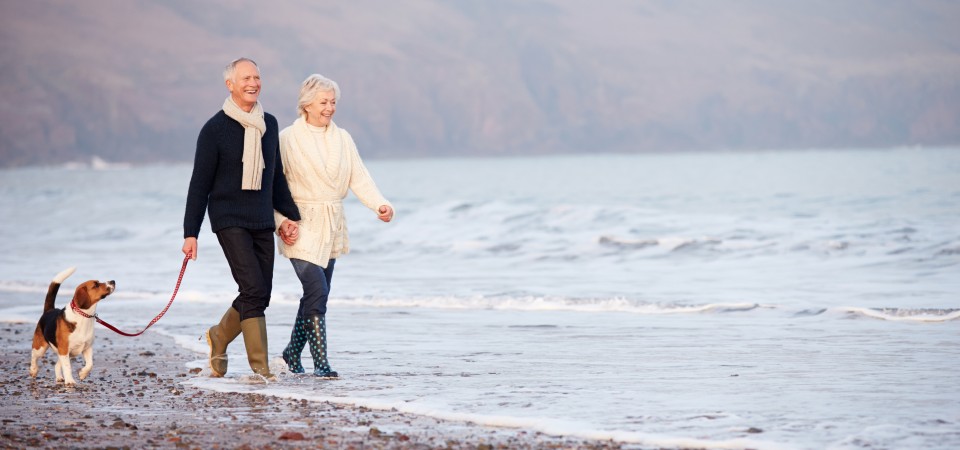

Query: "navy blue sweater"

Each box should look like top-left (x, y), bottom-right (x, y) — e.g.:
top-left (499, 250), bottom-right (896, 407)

top-left (183, 110), bottom-right (301, 238)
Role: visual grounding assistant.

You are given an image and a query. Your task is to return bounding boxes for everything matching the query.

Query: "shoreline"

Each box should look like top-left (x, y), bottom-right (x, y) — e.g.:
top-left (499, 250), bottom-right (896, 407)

top-left (0, 321), bottom-right (626, 449)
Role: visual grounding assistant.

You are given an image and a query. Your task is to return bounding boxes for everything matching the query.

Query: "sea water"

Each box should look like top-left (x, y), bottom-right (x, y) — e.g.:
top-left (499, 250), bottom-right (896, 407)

top-left (1, 148), bottom-right (957, 449)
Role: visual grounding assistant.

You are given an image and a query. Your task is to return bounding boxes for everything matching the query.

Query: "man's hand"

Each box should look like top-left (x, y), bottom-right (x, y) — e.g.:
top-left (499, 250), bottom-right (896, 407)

top-left (182, 237), bottom-right (198, 260)
top-left (279, 219), bottom-right (299, 245)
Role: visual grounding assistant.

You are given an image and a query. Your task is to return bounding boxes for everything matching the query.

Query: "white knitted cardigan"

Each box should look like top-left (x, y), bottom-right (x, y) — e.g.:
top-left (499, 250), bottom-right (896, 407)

top-left (274, 118), bottom-right (391, 268)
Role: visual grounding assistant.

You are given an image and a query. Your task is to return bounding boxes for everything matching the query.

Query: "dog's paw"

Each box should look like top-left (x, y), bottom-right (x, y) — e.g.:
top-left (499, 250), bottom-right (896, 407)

top-left (79, 368), bottom-right (91, 380)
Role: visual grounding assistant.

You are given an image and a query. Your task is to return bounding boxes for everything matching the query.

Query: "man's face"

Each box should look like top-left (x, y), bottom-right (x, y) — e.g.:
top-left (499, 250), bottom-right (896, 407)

top-left (226, 60), bottom-right (261, 111)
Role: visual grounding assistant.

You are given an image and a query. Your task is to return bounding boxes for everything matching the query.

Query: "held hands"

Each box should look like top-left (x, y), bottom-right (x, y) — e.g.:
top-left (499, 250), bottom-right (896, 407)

top-left (279, 219), bottom-right (300, 245)
top-left (378, 205), bottom-right (394, 223)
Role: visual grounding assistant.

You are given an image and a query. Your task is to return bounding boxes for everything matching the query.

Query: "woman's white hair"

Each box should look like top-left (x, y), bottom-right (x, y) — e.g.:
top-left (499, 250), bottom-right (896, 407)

top-left (297, 74), bottom-right (341, 118)
top-left (223, 57), bottom-right (258, 82)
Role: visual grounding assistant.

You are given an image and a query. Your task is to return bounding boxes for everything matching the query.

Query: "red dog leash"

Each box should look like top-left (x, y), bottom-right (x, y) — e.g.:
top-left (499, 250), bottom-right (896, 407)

top-left (70, 256), bottom-right (189, 337)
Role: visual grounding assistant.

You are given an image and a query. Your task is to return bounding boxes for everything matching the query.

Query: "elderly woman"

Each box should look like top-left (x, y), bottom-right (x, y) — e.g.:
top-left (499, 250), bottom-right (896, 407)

top-left (274, 74), bottom-right (394, 378)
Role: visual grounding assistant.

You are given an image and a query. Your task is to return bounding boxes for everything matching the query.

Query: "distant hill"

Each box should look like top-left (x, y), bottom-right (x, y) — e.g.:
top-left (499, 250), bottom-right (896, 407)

top-left (1, 0), bottom-right (958, 167)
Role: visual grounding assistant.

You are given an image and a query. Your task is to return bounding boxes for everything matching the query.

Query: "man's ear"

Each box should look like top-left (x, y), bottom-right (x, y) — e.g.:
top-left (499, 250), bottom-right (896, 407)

top-left (225, 79), bottom-right (234, 91)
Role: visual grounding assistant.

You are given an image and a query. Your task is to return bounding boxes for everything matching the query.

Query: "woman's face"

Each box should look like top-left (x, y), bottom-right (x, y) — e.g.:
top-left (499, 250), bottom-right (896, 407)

top-left (304, 89), bottom-right (336, 127)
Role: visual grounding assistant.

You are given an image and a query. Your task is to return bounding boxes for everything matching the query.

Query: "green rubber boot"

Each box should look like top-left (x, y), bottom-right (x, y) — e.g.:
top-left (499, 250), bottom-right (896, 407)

top-left (240, 316), bottom-right (275, 381)
top-left (205, 307), bottom-right (241, 377)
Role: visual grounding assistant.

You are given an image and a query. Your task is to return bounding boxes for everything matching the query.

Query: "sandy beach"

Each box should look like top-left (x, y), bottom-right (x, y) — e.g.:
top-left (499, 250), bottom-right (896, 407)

top-left (0, 321), bottom-right (625, 450)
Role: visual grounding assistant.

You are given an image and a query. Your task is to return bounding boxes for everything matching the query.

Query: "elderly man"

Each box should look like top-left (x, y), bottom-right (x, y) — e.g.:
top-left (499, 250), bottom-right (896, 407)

top-left (182, 57), bottom-right (301, 380)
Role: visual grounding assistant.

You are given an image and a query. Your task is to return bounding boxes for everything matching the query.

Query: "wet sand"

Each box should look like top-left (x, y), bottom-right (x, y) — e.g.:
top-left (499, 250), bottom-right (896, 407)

top-left (0, 321), bottom-right (627, 449)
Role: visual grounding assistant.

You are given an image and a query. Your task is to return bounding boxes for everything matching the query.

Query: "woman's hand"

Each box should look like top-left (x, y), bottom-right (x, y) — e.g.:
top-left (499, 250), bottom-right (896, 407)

top-left (378, 205), bottom-right (394, 223)
top-left (279, 219), bottom-right (299, 245)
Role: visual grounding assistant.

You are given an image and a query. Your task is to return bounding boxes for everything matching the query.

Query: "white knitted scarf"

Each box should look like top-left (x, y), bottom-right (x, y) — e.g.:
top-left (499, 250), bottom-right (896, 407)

top-left (222, 97), bottom-right (266, 190)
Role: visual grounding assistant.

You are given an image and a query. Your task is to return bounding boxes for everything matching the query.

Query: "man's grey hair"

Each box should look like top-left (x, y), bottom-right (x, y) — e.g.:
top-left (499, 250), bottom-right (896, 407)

top-left (297, 74), bottom-right (341, 117)
top-left (223, 57), bottom-right (258, 82)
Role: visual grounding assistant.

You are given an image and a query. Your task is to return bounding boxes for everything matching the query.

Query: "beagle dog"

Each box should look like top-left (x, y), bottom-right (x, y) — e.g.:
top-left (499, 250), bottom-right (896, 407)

top-left (30, 267), bottom-right (115, 385)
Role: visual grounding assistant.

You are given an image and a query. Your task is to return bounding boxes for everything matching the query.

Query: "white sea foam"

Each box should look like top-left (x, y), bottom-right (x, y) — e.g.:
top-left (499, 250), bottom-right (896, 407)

top-left (836, 307), bottom-right (960, 322)
top-left (326, 295), bottom-right (765, 315)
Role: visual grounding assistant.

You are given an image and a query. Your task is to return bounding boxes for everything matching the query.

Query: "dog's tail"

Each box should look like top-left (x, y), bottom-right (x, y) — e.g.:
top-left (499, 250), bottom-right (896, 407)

top-left (45, 267), bottom-right (76, 313)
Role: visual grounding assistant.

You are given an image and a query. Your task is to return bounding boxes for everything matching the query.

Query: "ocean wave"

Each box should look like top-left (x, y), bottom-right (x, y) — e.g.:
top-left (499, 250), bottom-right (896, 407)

top-left (330, 295), bottom-right (762, 315)
top-left (0, 280), bottom-right (175, 302)
top-left (591, 233), bottom-right (960, 269)
top-left (325, 297), bottom-right (960, 324)
top-left (0, 281), bottom-right (43, 293)
top-left (835, 307), bottom-right (960, 322)
top-left (598, 235), bottom-right (725, 252)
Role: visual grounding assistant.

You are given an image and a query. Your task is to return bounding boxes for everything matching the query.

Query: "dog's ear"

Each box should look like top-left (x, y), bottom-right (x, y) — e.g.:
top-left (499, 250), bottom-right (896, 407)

top-left (73, 282), bottom-right (92, 309)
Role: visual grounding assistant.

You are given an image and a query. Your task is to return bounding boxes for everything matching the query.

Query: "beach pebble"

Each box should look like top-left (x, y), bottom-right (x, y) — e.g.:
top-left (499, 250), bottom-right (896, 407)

top-left (279, 431), bottom-right (305, 440)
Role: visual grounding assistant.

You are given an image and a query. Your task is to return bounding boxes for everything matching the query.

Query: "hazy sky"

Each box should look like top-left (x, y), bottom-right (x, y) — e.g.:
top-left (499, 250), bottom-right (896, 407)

top-left (1, 0), bottom-right (958, 166)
